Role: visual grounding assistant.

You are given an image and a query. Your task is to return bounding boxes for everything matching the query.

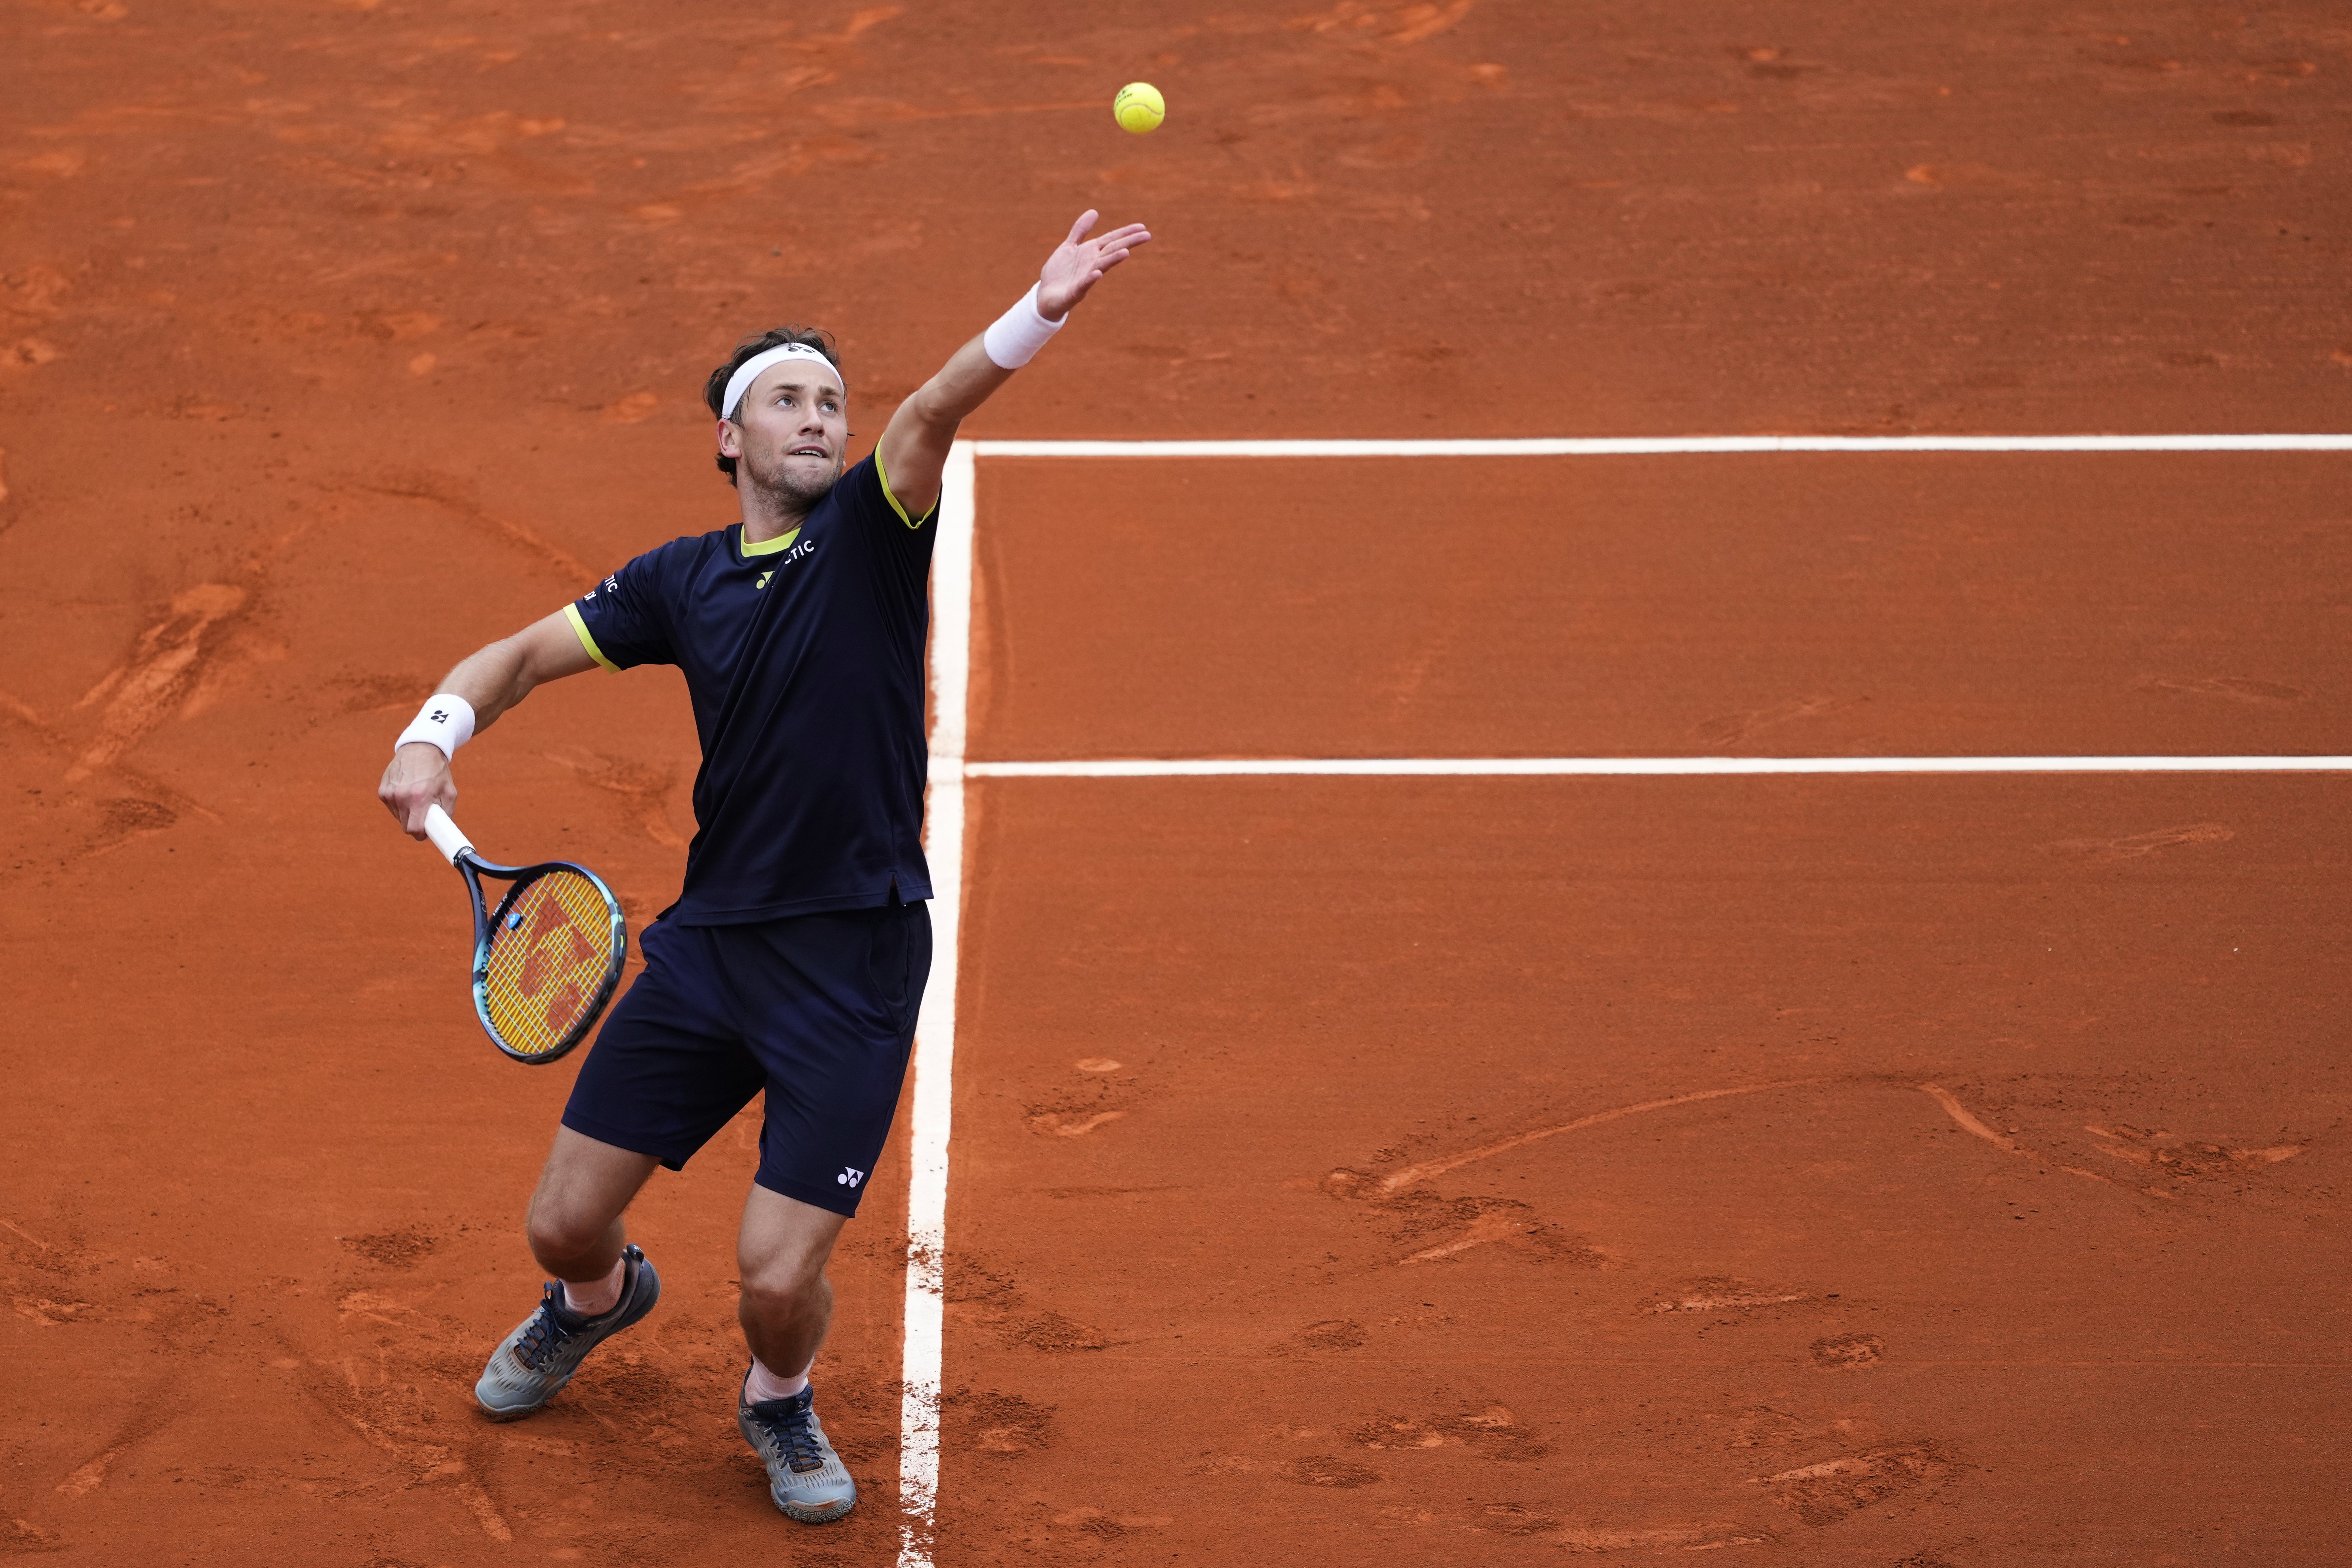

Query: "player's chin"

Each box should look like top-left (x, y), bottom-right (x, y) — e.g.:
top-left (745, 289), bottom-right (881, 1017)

top-left (758, 455), bottom-right (840, 500)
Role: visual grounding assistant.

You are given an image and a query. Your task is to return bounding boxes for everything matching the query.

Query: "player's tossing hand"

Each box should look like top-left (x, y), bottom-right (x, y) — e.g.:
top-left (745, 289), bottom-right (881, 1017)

top-left (1036, 210), bottom-right (1151, 321)
top-left (379, 742), bottom-right (458, 839)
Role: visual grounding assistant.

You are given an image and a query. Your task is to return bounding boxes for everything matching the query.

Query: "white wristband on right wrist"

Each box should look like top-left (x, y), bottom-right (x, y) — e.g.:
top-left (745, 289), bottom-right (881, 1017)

top-left (981, 284), bottom-right (1066, 370)
top-left (395, 693), bottom-right (476, 761)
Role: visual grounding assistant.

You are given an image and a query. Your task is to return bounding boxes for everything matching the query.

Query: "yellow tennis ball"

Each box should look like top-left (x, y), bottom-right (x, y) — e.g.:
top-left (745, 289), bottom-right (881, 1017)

top-left (1114, 81), bottom-right (1165, 135)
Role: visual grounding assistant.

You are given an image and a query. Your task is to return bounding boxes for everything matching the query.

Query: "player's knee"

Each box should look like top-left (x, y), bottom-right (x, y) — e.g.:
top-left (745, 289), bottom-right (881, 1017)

top-left (524, 1196), bottom-right (608, 1265)
top-left (738, 1256), bottom-right (826, 1320)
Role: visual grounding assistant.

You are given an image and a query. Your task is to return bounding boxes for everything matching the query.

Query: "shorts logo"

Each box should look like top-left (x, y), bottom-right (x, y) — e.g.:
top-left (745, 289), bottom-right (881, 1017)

top-left (836, 1166), bottom-right (865, 1188)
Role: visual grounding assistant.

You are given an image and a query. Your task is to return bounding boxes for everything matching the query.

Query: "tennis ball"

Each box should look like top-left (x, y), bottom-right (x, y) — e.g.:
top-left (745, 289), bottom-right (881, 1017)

top-left (1114, 81), bottom-right (1165, 135)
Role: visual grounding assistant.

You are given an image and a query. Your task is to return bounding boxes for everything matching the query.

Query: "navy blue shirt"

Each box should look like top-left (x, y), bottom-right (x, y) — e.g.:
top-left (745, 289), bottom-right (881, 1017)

top-left (565, 453), bottom-right (936, 923)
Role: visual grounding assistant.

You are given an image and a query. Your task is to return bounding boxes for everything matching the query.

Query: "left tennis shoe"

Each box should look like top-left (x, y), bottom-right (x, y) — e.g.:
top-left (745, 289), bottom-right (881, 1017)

top-left (474, 1243), bottom-right (660, 1420)
top-left (738, 1378), bottom-right (857, 1523)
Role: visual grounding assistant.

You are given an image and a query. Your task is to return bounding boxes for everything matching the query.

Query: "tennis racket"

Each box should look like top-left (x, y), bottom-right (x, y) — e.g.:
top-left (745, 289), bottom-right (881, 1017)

top-left (422, 803), bottom-right (627, 1064)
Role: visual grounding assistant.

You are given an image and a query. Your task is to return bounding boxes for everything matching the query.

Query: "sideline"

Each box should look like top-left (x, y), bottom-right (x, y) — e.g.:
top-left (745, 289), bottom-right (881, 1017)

top-left (899, 444), bottom-right (973, 1566)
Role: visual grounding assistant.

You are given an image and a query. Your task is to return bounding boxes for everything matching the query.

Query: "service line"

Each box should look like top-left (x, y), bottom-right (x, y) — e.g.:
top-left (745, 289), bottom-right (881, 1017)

top-left (967, 756), bottom-right (2352, 778)
top-left (973, 434), bottom-right (2352, 458)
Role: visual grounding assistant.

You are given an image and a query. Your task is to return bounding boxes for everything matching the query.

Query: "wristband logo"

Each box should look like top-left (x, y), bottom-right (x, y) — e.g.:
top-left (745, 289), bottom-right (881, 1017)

top-left (429, 709), bottom-right (449, 723)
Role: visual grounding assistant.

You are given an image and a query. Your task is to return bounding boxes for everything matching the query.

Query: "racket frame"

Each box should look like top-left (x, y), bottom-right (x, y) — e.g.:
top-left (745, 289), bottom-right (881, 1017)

top-left (425, 804), bottom-right (628, 1065)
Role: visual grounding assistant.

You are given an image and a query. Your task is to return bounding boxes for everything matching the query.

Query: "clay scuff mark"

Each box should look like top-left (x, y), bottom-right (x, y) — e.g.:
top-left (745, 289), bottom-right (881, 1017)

top-left (1029, 1110), bottom-right (1126, 1138)
top-left (1692, 694), bottom-right (1859, 746)
top-left (1553, 1524), bottom-right (1777, 1551)
top-left (2085, 1122), bottom-right (2307, 1172)
top-left (67, 583), bottom-right (248, 780)
top-left (2045, 823), bottom-right (2233, 861)
top-left (1644, 1278), bottom-right (1813, 1314)
top-left (1375, 1078), bottom-right (1834, 1193)
top-left (2140, 674), bottom-right (2307, 705)
top-left (544, 751), bottom-right (686, 848)
top-left (284, 1348), bottom-right (512, 1541)
top-left (353, 473), bottom-right (589, 583)
top-left (53, 1445), bottom-right (126, 1499)
top-left (1754, 1439), bottom-right (1962, 1526)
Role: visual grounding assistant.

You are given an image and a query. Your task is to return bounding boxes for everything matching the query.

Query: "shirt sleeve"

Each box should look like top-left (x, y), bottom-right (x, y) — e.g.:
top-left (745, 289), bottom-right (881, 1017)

top-left (848, 449), bottom-right (942, 541)
top-left (565, 545), bottom-right (678, 672)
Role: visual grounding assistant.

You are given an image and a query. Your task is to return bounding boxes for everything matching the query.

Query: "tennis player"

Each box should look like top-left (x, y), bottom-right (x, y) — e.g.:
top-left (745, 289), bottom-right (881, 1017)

top-left (376, 210), bottom-right (1150, 1523)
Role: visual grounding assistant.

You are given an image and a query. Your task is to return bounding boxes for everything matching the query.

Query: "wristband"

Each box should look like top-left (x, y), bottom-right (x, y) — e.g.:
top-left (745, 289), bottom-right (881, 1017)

top-left (395, 694), bottom-right (476, 760)
top-left (981, 284), bottom-right (1066, 370)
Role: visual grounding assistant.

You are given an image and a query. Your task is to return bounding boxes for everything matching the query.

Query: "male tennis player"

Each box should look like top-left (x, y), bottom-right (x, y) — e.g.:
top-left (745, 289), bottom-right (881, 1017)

top-left (376, 211), bottom-right (1149, 1523)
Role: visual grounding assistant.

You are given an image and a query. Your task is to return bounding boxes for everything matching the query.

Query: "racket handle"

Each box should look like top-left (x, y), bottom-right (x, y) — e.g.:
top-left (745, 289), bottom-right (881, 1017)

top-left (422, 803), bottom-right (474, 865)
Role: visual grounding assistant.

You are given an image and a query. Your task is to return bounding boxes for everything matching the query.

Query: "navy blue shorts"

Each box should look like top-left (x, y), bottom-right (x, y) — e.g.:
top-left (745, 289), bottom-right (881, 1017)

top-left (561, 898), bottom-right (930, 1218)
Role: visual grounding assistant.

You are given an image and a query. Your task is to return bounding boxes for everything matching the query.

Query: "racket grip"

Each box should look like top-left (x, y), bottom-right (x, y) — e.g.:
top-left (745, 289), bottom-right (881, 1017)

top-left (422, 803), bottom-right (474, 865)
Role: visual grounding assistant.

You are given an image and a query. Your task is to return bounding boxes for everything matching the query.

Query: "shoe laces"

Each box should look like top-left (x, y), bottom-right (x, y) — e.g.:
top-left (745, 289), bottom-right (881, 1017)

top-left (749, 1393), bottom-right (828, 1474)
top-left (511, 1285), bottom-right (577, 1372)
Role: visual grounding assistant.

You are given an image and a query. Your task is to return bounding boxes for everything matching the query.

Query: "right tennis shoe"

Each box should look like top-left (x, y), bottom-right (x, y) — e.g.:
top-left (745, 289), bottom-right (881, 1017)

top-left (738, 1379), bottom-right (857, 1523)
top-left (474, 1243), bottom-right (660, 1421)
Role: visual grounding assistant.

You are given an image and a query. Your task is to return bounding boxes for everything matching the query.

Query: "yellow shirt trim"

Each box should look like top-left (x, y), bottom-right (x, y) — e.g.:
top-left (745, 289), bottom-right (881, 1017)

top-left (563, 602), bottom-right (620, 674)
top-left (873, 446), bottom-right (938, 531)
top-left (741, 525), bottom-right (803, 557)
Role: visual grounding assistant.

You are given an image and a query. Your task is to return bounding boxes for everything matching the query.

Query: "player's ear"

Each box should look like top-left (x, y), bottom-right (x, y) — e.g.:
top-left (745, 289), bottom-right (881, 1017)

top-left (717, 419), bottom-right (742, 458)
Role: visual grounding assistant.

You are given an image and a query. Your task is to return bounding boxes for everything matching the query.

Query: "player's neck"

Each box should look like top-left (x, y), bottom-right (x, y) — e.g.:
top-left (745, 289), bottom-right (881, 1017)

top-left (739, 484), bottom-right (818, 546)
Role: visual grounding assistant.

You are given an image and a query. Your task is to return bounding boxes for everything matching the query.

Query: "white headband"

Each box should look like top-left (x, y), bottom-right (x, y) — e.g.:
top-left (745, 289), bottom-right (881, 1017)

top-left (721, 343), bottom-right (843, 420)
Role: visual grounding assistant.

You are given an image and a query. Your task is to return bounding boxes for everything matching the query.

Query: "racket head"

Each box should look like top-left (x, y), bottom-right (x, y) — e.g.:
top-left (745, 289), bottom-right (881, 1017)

top-left (469, 862), bottom-right (627, 1064)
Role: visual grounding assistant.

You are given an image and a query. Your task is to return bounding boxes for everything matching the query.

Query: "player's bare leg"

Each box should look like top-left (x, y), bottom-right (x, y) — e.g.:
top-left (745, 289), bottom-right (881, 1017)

top-left (527, 1125), bottom-right (661, 1305)
top-left (735, 1186), bottom-right (857, 1521)
top-left (474, 1128), bottom-right (666, 1420)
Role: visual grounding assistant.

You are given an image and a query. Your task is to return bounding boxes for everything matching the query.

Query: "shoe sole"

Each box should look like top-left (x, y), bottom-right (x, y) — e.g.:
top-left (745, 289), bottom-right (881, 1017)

top-left (779, 1498), bottom-right (854, 1524)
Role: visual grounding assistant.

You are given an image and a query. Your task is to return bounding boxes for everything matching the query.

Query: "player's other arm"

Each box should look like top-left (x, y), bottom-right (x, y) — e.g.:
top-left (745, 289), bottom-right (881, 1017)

top-left (377, 610), bottom-right (598, 839)
top-left (876, 209), bottom-right (1151, 519)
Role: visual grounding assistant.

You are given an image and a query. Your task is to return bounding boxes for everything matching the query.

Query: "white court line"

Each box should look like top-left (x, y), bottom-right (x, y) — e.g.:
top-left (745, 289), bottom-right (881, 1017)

top-left (973, 434), bottom-right (2352, 458)
top-left (899, 442), bottom-right (973, 1568)
top-left (968, 756), bottom-right (2352, 778)
top-left (894, 434), bottom-right (2349, 1566)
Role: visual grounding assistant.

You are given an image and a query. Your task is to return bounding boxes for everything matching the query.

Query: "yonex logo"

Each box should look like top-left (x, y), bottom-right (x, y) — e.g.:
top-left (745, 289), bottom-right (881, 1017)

top-left (836, 1167), bottom-right (865, 1188)
top-left (755, 570), bottom-right (773, 590)
top-left (428, 709), bottom-right (449, 723)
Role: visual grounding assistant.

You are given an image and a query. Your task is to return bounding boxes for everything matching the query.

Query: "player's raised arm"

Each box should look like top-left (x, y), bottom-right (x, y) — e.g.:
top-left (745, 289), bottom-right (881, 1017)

top-left (876, 209), bottom-right (1151, 518)
top-left (377, 609), bottom-right (599, 838)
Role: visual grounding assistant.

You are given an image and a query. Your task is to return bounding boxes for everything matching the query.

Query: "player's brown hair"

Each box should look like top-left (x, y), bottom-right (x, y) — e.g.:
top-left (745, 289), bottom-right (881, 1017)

top-left (704, 326), bottom-right (845, 485)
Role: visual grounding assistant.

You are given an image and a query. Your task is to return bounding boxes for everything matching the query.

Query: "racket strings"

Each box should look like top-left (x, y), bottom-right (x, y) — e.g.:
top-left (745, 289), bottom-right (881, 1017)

top-left (483, 871), bottom-right (618, 1057)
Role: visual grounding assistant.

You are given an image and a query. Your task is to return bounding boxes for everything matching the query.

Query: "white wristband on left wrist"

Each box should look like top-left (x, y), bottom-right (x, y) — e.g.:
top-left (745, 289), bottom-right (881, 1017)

top-left (395, 694), bottom-right (476, 760)
top-left (981, 284), bottom-right (1067, 370)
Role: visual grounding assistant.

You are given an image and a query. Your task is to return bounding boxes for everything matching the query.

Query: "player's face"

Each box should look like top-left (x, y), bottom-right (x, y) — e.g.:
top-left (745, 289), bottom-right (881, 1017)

top-left (726, 364), bottom-right (849, 504)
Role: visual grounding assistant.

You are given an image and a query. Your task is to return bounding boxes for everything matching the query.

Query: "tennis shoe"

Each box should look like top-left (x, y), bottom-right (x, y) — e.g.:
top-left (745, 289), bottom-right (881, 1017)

top-left (474, 1243), bottom-right (660, 1420)
top-left (738, 1378), bottom-right (856, 1523)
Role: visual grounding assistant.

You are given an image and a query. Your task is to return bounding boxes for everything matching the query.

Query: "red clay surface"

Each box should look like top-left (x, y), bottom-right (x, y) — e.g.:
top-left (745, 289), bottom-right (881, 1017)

top-left (943, 775), bottom-right (2351, 1563)
top-left (972, 453), bottom-right (2352, 761)
top-left (4, 0), bottom-right (2350, 1564)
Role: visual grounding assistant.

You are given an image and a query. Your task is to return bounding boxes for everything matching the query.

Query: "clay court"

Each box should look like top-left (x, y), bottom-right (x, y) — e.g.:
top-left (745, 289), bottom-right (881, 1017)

top-left (5, 2), bottom-right (2350, 1564)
